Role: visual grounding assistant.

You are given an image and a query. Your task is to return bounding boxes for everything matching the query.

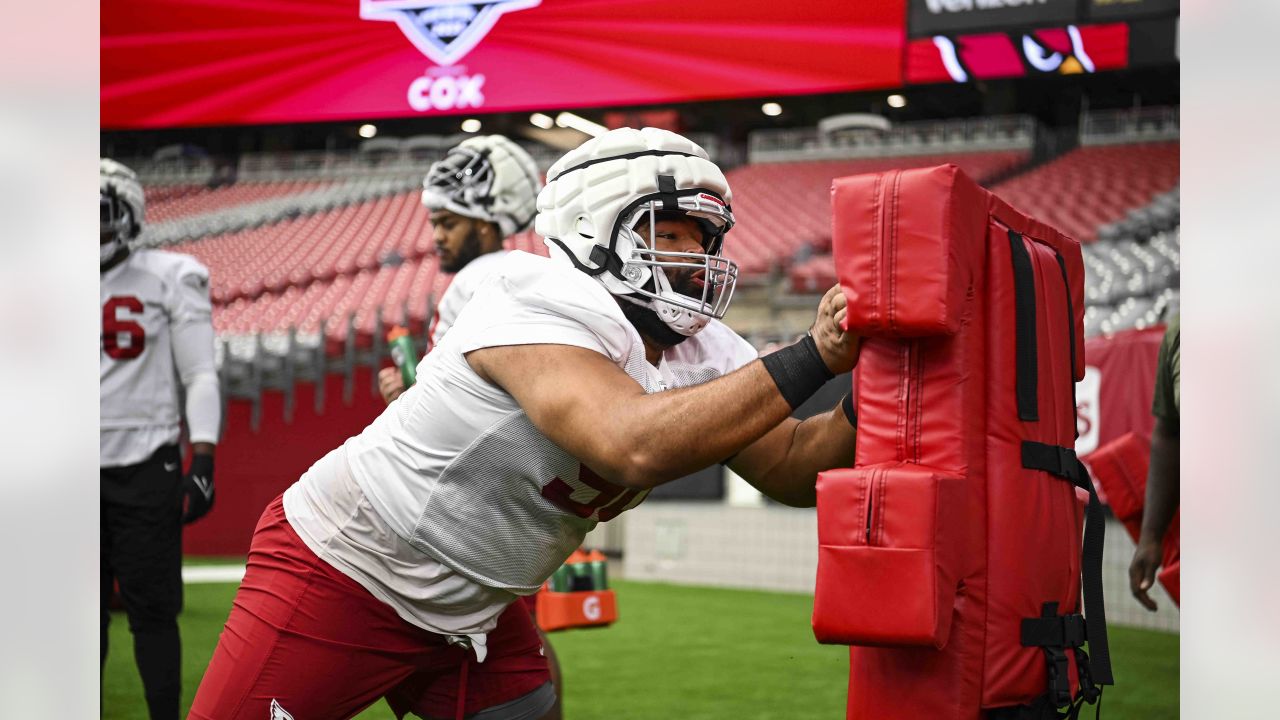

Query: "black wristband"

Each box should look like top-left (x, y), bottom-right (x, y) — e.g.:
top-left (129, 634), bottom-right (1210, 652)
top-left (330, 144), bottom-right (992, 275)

top-left (761, 333), bottom-right (835, 410)
top-left (840, 392), bottom-right (857, 428)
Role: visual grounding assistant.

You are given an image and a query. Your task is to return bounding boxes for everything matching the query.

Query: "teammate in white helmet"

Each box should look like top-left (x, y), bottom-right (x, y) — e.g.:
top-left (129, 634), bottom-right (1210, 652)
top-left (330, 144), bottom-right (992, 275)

top-left (190, 128), bottom-right (860, 720)
top-left (100, 158), bottom-right (221, 720)
top-left (377, 134), bottom-right (543, 403)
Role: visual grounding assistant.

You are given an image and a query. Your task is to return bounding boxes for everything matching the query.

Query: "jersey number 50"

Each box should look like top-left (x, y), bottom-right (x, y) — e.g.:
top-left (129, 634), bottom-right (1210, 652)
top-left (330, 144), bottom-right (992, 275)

top-left (542, 465), bottom-right (642, 522)
top-left (102, 296), bottom-right (146, 360)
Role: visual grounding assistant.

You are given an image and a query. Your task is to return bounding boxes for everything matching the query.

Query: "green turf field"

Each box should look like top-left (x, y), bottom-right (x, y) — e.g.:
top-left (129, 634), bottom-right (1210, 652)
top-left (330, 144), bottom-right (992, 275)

top-left (104, 575), bottom-right (1178, 719)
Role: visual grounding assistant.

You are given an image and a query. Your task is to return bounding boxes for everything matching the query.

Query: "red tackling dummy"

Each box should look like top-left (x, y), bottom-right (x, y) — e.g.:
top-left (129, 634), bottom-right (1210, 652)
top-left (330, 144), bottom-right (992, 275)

top-left (1084, 432), bottom-right (1180, 605)
top-left (813, 165), bottom-right (1113, 719)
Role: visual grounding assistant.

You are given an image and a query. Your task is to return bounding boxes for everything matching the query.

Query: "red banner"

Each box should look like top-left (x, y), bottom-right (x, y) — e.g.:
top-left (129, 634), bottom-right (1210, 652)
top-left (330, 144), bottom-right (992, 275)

top-left (1075, 326), bottom-right (1165, 456)
top-left (102, 0), bottom-right (905, 129)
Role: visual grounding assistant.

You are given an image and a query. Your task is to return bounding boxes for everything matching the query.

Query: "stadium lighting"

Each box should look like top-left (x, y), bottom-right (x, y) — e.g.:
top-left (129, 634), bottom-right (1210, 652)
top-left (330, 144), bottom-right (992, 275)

top-left (555, 111), bottom-right (607, 137)
top-left (887, 94), bottom-right (907, 109)
top-left (358, 124), bottom-right (378, 138)
top-left (461, 118), bottom-right (482, 133)
top-left (761, 102), bottom-right (783, 117)
top-left (529, 112), bottom-right (555, 129)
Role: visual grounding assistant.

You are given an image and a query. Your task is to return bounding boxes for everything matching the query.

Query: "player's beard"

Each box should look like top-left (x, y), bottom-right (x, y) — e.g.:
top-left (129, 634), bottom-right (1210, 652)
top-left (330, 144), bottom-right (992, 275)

top-left (439, 224), bottom-right (485, 273)
top-left (619, 267), bottom-right (704, 349)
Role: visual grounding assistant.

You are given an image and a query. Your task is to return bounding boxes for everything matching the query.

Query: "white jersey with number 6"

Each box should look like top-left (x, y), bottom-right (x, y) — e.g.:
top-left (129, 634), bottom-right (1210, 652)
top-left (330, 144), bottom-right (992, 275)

top-left (100, 249), bottom-right (220, 467)
top-left (283, 250), bottom-right (757, 637)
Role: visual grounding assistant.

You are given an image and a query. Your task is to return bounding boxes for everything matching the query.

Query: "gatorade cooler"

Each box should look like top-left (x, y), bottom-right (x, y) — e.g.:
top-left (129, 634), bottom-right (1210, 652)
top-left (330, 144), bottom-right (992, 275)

top-left (535, 549), bottom-right (618, 632)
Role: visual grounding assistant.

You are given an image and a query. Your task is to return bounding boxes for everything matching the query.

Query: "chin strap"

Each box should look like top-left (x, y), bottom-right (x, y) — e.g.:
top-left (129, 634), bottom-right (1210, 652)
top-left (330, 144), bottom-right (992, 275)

top-left (545, 237), bottom-right (614, 277)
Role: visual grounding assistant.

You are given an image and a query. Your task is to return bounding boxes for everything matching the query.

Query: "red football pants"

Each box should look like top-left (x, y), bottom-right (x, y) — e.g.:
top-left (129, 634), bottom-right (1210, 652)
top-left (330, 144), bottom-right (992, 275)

top-left (188, 495), bottom-right (549, 720)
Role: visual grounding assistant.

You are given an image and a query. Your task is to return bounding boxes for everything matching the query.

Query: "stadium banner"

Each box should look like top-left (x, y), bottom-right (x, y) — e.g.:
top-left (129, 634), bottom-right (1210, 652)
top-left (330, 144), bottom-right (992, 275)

top-left (907, 0), bottom-right (1080, 37)
top-left (905, 22), bottom-right (1129, 84)
top-left (1074, 326), bottom-right (1164, 457)
top-left (1086, 0), bottom-right (1179, 21)
top-left (101, 0), bottom-right (905, 129)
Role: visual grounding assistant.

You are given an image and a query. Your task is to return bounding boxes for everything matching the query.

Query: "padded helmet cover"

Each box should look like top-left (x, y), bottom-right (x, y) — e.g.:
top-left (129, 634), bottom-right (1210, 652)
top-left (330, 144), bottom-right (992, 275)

top-left (421, 134), bottom-right (542, 238)
top-left (535, 127), bottom-right (737, 337)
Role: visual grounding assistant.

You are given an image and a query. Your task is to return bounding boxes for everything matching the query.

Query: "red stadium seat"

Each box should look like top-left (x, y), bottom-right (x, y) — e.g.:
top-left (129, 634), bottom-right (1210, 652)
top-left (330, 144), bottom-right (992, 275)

top-left (993, 143), bottom-right (1179, 243)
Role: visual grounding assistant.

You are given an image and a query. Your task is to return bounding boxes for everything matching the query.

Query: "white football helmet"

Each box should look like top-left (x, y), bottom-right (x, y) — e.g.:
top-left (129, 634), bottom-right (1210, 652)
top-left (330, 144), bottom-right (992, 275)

top-left (536, 127), bottom-right (737, 337)
top-left (421, 135), bottom-right (542, 238)
top-left (100, 158), bottom-right (145, 268)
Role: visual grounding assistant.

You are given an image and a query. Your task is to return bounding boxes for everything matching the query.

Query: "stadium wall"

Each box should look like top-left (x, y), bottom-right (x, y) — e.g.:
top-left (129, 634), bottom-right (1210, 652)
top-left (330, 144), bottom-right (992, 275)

top-left (622, 498), bottom-right (1179, 633)
top-left (185, 368), bottom-right (385, 556)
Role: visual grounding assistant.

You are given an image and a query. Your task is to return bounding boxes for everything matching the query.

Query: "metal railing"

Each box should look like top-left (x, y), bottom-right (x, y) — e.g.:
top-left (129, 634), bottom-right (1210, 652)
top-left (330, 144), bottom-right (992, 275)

top-left (125, 131), bottom-right (727, 186)
top-left (1080, 106), bottom-right (1179, 146)
top-left (748, 115), bottom-right (1037, 164)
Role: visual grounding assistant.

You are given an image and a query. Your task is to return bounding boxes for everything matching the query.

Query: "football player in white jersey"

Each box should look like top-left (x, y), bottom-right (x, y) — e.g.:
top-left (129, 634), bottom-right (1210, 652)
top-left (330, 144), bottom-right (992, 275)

top-left (100, 158), bottom-right (221, 720)
top-left (190, 128), bottom-right (860, 720)
top-left (377, 134), bottom-right (542, 403)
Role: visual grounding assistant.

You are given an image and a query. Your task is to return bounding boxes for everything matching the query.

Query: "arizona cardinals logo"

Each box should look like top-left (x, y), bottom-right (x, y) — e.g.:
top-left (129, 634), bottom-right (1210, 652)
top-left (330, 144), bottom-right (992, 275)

top-left (269, 699), bottom-right (295, 720)
top-left (360, 0), bottom-right (541, 66)
top-left (927, 24), bottom-right (1123, 83)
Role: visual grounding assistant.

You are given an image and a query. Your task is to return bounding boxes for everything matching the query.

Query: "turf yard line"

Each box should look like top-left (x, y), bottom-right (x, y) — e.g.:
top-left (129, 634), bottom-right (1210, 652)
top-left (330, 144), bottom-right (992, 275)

top-left (182, 563), bottom-right (246, 584)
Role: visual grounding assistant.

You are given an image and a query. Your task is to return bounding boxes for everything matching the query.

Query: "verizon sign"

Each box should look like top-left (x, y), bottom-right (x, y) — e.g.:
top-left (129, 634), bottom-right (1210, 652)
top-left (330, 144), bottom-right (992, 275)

top-left (910, 0), bottom-right (1080, 36)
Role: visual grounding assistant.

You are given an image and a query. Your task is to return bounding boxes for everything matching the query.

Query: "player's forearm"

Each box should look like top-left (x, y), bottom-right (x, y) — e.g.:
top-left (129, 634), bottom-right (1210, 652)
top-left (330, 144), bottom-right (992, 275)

top-left (1139, 419), bottom-right (1179, 545)
top-left (608, 360), bottom-right (798, 489)
top-left (750, 409), bottom-right (857, 507)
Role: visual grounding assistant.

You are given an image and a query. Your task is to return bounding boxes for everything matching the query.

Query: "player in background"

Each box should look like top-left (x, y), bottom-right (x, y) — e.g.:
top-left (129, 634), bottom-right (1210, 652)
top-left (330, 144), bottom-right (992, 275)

top-left (1129, 315), bottom-right (1180, 611)
top-left (377, 134), bottom-right (542, 403)
top-left (100, 159), bottom-right (221, 720)
top-left (189, 128), bottom-right (860, 720)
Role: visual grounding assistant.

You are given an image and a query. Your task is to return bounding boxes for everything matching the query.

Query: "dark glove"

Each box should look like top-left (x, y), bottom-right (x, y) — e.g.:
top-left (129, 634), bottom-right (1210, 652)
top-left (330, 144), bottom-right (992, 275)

top-left (182, 453), bottom-right (215, 524)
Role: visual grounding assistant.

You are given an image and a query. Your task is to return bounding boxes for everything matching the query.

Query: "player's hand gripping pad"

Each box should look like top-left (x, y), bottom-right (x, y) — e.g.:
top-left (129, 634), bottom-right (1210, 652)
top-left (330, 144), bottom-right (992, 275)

top-left (815, 165), bottom-right (1107, 719)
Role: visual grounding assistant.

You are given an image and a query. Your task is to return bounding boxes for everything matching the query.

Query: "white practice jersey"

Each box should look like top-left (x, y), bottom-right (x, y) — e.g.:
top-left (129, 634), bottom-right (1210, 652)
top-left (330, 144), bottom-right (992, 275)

top-left (101, 250), bottom-right (219, 467)
top-left (427, 250), bottom-right (509, 349)
top-left (284, 251), bottom-right (757, 637)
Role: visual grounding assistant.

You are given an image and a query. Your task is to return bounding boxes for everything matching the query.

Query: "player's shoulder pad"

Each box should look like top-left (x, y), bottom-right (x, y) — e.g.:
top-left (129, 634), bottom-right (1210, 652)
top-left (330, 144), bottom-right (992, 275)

top-left (670, 319), bottom-right (758, 373)
top-left (445, 249), bottom-right (509, 299)
top-left (454, 249), bottom-right (509, 283)
top-left (487, 250), bottom-right (632, 353)
top-left (134, 248), bottom-right (210, 284)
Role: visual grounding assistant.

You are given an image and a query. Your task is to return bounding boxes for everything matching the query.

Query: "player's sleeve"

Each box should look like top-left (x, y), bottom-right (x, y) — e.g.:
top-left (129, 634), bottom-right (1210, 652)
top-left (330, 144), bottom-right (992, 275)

top-left (455, 264), bottom-right (632, 364)
top-left (168, 256), bottom-right (222, 444)
top-left (1150, 317), bottom-right (1179, 432)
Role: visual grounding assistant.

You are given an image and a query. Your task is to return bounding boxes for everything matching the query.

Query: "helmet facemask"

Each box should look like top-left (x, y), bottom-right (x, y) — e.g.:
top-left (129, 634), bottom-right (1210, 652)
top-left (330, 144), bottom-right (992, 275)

top-left (613, 192), bottom-right (738, 337)
top-left (100, 185), bottom-right (133, 268)
top-left (424, 146), bottom-right (496, 211)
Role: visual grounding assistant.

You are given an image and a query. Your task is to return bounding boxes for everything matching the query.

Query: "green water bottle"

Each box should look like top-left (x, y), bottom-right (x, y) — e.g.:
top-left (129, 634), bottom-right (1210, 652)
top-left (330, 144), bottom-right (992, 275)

top-left (387, 326), bottom-right (417, 388)
top-left (550, 563), bottom-right (572, 592)
top-left (586, 549), bottom-right (608, 590)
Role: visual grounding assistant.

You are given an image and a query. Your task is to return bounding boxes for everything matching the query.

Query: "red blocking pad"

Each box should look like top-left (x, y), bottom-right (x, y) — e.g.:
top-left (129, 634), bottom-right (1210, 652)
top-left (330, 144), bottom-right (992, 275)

top-left (815, 165), bottom-right (1108, 718)
top-left (1084, 432), bottom-right (1180, 606)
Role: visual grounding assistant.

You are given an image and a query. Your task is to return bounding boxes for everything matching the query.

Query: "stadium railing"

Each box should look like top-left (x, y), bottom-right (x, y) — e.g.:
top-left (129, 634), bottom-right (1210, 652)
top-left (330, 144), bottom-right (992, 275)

top-left (747, 115), bottom-right (1036, 164)
top-left (1080, 105), bottom-right (1180, 146)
